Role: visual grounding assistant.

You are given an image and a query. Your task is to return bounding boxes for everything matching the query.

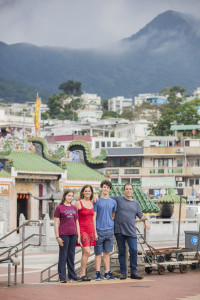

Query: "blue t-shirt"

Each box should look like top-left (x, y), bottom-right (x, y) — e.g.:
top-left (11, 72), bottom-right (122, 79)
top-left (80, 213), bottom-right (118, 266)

top-left (94, 197), bottom-right (117, 230)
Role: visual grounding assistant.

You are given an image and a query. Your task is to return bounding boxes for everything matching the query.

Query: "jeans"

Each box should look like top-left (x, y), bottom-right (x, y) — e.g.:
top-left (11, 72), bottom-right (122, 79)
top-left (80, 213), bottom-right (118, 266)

top-left (58, 235), bottom-right (77, 280)
top-left (115, 233), bottom-right (137, 275)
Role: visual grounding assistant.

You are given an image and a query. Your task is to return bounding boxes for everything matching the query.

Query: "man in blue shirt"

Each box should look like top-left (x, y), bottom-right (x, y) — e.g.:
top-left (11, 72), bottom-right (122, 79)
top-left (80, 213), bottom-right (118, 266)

top-left (94, 180), bottom-right (117, 280)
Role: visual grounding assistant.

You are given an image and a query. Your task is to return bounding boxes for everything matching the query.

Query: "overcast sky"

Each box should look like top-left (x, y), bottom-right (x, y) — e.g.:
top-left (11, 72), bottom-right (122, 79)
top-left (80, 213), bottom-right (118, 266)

top-left (0, 0), bottom-right (200, 49)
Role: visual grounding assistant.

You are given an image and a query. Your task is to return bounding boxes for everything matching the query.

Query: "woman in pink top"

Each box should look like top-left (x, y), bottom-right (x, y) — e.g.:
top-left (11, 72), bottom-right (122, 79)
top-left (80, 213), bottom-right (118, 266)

top-left (75, 185), bottom-right (97, 281)
top-left (54, 189), bottom-right (81, 283)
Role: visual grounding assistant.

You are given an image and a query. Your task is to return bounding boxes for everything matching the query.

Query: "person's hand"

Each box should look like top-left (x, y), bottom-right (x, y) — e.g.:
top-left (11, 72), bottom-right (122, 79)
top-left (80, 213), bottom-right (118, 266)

top-left (95, 233), bottom-right (98, 241)
top-left (144, 221), bottom-right (150, 230)
top-left (93, 194), bottom-right (99, 203)
top-left (57, 237), bottom-right (64, 247)
top-left (77, 237), bottom-right (83, 247)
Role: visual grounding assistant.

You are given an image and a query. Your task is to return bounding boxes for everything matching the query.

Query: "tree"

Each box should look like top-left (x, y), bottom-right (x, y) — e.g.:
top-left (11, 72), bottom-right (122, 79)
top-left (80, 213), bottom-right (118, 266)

top-left (59, 80), bottom-right (82, 96)
top-left (149, 98), bottom-right (200, 136)
top-left (41, 112), bottom-right (49, 120)
top-left (102, 99), bottom-right (108, 110)
top-left (46, 94), bottom-right (62, 119)
top-left (101, 111), bottom-right (119, 119)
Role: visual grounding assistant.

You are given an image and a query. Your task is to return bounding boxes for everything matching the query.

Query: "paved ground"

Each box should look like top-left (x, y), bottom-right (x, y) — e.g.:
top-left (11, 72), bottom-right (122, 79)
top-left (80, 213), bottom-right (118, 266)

top-left (0, 269), bottom-right (200, 300)
top-left (0, 242), bottom-right (200, 300)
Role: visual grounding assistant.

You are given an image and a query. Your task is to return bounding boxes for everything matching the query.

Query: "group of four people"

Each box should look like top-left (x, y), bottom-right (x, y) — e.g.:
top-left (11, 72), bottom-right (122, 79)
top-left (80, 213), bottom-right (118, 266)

top-left (54, 180), bottom-right (150, 283)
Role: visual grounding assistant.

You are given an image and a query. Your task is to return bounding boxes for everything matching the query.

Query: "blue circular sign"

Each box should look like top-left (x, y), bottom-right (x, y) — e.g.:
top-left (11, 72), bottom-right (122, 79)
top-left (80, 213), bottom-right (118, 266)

top-left (191, 236), bottom-right (198, 245)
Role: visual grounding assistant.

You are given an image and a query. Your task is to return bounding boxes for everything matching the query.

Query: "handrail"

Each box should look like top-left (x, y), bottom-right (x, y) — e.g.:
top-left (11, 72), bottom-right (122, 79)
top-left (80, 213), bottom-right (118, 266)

top-left (0, 220), bottom-right (43, 284)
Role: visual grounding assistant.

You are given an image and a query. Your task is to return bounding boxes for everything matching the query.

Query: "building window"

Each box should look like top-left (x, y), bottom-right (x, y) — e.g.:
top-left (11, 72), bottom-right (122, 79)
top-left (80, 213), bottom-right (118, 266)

top-left (189, 178), bottom-right (200, 186)
top-left (106, 169), bottom-right (119, 174)
top-left (131, 178), bottom-right (141, 184)
top-left (168, 168), bottom-right (182, 174)
top-left (95, 141), bottom-right (99, 148)
top-left (150, 169), bottom-right (164, 174)
top-left (121, 178), bottom-right (131, 184)
top-left (154, 158), bottom-right (173, 167)
top-left (124, 169), bottom-right (139, 174)
top-left (188, 158), bottom-right (200, 167)
top-left (107, 157), bottom-right (142, 167)
top-left (107, 141), bottom-right (111, 147)
top-left (111, 178), bottom-right (118, 183)
top-left (101, 141), bottom-right (105, 147)
top-left (177, 158), bottom-right (183, 167)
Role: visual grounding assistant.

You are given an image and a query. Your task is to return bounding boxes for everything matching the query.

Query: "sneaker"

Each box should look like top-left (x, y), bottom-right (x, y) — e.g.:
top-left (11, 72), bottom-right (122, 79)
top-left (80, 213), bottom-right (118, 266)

top-left (130, 274), bottom-right (143, 280)
top-left (120, 274), bottom-right (127, 280)
top-left (104, 271), bottom-right (116, 280)
top-left (68, 277), bottom-right (80, 282)
top-left (95, 271), bottom-right (102, 281)
top-left (59, 279), bottom-right (66, 283)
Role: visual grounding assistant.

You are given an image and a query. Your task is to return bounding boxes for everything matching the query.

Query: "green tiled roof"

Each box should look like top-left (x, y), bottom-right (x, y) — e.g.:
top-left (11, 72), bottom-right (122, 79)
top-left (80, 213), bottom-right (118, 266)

top-left (66, 161), bottom-right (106, 181)
top-left (6, 151), bottom-right (64, 174)
top-left (0, 169), bottom-right (12, 178)
top-left (110, 184), bottom-right (160, 214)
top-left (170, 125), bottom-right (200, 131)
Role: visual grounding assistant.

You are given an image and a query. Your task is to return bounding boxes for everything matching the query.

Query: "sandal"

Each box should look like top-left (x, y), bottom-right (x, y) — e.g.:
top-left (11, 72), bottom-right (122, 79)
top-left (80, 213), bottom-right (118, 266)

top-left (80, 275), bottom-right (91, 281)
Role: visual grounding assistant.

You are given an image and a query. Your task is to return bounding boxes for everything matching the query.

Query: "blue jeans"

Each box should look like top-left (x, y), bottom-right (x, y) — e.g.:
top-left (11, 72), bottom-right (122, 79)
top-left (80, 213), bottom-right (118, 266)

top-left (58, 235), bottom-right (77, 280)
top-left (115, 233), bottom-right (137, 275)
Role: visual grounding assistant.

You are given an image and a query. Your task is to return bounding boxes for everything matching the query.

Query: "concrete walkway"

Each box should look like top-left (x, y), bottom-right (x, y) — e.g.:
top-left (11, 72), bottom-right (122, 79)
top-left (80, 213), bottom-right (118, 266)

top-left (0, 242), bottom-right (200, 300)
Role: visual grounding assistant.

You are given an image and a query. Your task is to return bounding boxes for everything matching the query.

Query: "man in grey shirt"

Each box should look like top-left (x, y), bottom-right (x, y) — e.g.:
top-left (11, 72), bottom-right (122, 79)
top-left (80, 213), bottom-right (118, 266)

top-left (111, 183), bottom-right (150, 280)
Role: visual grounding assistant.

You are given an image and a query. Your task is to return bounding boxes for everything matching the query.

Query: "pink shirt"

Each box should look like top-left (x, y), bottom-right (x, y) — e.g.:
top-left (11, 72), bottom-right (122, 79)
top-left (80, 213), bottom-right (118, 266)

top-left (54, 204), bottom-right (78, 235)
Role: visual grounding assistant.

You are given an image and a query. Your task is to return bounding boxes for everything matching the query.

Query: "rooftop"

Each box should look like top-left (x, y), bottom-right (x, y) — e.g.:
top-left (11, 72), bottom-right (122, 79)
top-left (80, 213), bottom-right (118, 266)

top-left (66, 161), bottom-right (106, 181)
top-left (6, 151), bottom-right (65, 174)
top-left (170, 125), bottom-right (200, 131)
top-left (110, 184), bottom-right (159, 213)
top-left (107, 148), bottom-right (143, 156)
top-left (0, 169), bottom-right (12, 178)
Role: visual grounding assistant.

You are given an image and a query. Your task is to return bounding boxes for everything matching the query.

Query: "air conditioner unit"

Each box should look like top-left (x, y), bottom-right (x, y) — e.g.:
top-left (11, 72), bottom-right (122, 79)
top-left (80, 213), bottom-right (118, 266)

top-left (177, 182), bottom-right (185, 188)
top-left (176, 148), bottom-right (183, 153)
top-left (176, 177), bottom-right (183, 181)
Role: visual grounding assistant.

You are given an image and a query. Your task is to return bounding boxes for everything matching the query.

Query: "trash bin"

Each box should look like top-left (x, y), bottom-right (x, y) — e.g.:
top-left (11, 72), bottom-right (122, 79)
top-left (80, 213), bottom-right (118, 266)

top-left (184, 231), bottom-right (199, 251)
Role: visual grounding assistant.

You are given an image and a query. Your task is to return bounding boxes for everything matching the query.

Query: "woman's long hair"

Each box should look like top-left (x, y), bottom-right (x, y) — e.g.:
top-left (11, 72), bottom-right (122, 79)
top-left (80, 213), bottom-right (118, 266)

top-left (79, 185), bottom-right (93, 201)
top-left (60, 189), bottom-right (74, 204)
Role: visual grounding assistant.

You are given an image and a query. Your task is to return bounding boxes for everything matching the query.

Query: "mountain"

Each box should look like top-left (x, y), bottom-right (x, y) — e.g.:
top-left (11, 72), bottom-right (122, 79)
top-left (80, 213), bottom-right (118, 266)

top-left (0, 76), bottom-right (49, 102)
top-left (0, 10), bottom-right (199, 102)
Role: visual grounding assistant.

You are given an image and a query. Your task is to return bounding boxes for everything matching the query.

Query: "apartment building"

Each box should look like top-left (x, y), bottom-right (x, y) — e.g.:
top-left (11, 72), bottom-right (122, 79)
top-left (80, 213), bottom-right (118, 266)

top-left (105, 139), bottom-right (200, 199)
top-left (134, 93), bottom-right (167, 106)
top-left (108, 96), bottom-right (133, 114)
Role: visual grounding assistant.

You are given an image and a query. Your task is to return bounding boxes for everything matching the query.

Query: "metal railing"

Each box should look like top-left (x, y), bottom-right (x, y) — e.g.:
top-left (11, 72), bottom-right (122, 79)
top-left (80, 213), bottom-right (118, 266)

top-left (0, 220), bottom-right (43, 285)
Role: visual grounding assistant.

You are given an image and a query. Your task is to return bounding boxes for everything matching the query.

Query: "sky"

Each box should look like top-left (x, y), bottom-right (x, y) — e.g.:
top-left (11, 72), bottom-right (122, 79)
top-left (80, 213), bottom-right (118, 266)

top-left (0, 0), bottom-right (200, 49)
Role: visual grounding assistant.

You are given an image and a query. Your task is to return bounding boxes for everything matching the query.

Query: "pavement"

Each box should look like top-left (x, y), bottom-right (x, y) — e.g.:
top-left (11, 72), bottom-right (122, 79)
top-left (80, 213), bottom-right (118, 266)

top-left (0, 243), bottom-right (200, 300)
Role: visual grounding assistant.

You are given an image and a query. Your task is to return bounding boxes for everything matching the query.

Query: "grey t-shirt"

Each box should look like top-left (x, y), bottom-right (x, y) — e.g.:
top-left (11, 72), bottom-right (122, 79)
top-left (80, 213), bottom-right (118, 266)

top-left (111, 196), bottom-right (143, 237)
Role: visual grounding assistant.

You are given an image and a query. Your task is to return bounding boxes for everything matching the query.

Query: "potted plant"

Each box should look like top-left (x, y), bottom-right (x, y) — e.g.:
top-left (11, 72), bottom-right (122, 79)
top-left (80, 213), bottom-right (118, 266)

top-left (157, 188), bottom-right (186, 218)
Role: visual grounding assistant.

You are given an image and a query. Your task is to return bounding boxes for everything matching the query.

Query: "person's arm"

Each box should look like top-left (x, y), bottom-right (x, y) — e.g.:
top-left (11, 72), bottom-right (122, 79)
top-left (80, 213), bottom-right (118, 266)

top-left (93, 212), bottom-right (98, 240)
top-left (76, 219), bottom-right (82, 246)
top-left (54, 217), bottom-right (64, 247)
top-left (112, 212), bottom-right (116, 220)
top-left (93, 194), bottom-right (99, 203)
top-left (140, 215), bottom-right (150, 230)
top-left (75, 200), bottom-right (81, 210)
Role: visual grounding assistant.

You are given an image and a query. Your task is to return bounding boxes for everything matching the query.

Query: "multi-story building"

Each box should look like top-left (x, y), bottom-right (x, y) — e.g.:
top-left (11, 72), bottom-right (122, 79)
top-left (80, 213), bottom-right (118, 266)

top-left (105, 139), bottom-right (200, 200)
top-left (108, 96), bottom-right (133, 114)
top-left (114, 120), bottom-right (151, 141)
top-left (134, 93), bottom-right (167, 106)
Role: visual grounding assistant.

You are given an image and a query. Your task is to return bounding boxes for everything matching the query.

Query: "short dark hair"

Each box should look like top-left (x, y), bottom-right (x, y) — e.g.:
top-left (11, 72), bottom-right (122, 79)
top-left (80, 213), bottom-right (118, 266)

top-left (100, 180), bottom-right (112, 189)
top-left (123, 183), bottom-right (133, 190)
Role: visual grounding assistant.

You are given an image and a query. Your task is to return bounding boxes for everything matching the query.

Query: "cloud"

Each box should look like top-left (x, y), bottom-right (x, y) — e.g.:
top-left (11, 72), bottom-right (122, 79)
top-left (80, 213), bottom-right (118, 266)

top-left (0, 0), bottom-right (199, 48)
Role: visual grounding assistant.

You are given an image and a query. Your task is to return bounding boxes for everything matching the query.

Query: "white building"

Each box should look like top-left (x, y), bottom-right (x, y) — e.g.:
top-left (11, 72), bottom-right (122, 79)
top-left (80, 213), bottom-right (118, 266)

top-left (114, 119), bottom-right (151, 142)
top-left (80, 93), bottom-right (101, 108)
top-left (108, 96), bottom-right (133, 114)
